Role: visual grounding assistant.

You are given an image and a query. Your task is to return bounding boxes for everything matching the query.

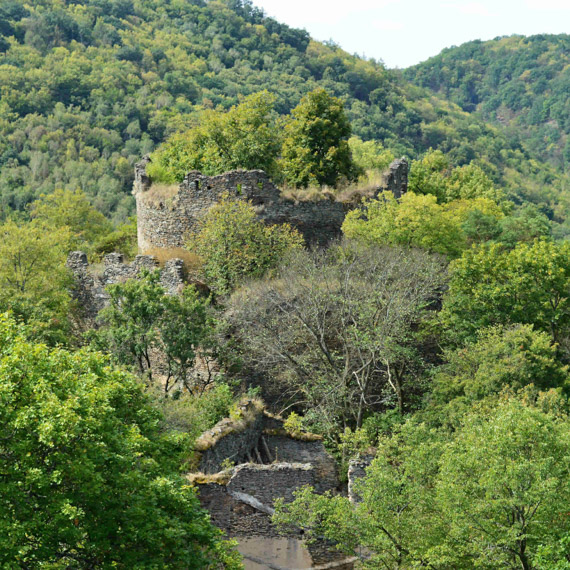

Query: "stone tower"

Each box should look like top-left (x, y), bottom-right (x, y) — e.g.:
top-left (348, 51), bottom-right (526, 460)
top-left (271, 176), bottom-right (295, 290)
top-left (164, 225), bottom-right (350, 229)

top-left (132, 157), bottom-right (408, 254)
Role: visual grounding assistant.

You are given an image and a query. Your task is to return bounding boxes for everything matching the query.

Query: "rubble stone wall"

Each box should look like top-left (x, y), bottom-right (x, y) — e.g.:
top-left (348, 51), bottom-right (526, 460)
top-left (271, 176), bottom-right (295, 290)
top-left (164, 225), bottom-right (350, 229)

top-left (227, 463), bottom-right (315, 505)
top-left (197, 410), bottom-right (266, 474)
top-left (134, 165), bottom-right (347, 251)
top-left (264, 435), bottom-right (338, 494)
top-left (66, 251), bottom-right (186, 323)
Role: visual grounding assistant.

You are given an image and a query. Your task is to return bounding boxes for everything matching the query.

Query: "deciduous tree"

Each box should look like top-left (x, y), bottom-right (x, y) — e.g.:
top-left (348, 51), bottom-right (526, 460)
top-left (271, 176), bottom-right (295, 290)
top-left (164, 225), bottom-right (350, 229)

top-left (148, 91), bottom-right (281, 182)
top-left (440, 239), bottom-right (570, 347)
top-left (186, 195), bottom-right (303, 295)
top-left (0, 314), bottom-right (241, 569)
top-left (226, 242), bottom-right (446, 434)
top-left (280, 88), bottom-right (359, 187)
top-left (275, 398), bottom-right (570, 570)
top-left (0, 219), bottom-right (72, 344)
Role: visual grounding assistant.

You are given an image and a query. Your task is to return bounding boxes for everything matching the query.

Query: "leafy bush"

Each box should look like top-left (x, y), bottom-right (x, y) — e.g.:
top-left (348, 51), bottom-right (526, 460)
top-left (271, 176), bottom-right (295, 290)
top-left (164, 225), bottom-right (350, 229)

top-left (186, 194), bottom-right (304, 294)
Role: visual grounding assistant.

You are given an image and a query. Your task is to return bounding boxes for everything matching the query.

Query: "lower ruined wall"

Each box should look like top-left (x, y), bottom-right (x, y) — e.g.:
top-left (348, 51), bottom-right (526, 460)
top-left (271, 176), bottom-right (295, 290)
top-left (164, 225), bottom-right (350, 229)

top-left (228, 463), bottom-right (315, 505)
top-left (194, 464), bottom-right (315, 536)
top-left (189, 405), bottom-right (353, 567)
top-left (264, 435), bottom-right (338, 494)
top-left (197, 410), bottom-right (265, 474)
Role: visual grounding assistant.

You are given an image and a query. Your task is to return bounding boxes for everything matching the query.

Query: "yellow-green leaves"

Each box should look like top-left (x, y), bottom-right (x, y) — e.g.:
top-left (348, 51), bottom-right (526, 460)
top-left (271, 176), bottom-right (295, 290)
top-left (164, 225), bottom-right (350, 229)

top-left (280, 88), bottom-right (359, 187)
top-left (441, 239), bottom-right (570, 345)
top-left (0, 219), bottom-right (73, 344)
top-left (186, 194), bottom-right (303, 294)
top-left (148, 91), bottom-right (281, 183)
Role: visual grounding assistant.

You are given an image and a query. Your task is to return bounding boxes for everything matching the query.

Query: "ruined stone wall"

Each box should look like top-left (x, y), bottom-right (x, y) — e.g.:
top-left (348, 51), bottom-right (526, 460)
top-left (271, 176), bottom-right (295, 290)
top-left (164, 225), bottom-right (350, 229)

top-left (134, 157), bottom-right (410, 254)
top-left (189, 404), bottom-right (352, 566)
top-left (228, 463), bottom-right (316, 505)
top-left (134, 163), bottom-right (346, 251)
top-left (67, 251), bottom-right (186, 323)
top-left (197, 409), bottom-right (266, 474)
top-left (347, 454), bottom-right (374, 504)
top-left (197, 483), bottom-right (280, 537)
top-left (381, 157), bottom-right (409, 198)
top-left (264, 435), bottom-right (338, 494)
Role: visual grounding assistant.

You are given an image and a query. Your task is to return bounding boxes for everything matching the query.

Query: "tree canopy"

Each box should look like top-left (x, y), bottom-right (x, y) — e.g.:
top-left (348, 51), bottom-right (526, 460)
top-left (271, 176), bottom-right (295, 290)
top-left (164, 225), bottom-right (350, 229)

top-left (279, 88), bottom-right (359, 187)
top-left (148, 91), bottom-right (282, 183)
top-left (440, 239), bottom-right (570, 347)
top-left (275, 397), bottom-right (570, 570)
top-left (186, 194), bottom-right (303, 295)
top-left (226, 242), bottom-right (446, 434)
top-left (0, 0), bottom-right (567, 233)
top-left (0, 314), bottom-right (240, 568)
top-left (0, 219), bottom-right (73, 344)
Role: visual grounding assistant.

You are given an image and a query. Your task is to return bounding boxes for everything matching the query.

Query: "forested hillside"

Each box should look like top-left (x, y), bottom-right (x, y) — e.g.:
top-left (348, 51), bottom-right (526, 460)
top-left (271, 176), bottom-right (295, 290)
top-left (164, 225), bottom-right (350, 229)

top-left (0, 0), bottom-right (568, 230)
top-left (3, 2), bottom-right (570, 567)
top-left (405, 34), bottom-right (570, 172)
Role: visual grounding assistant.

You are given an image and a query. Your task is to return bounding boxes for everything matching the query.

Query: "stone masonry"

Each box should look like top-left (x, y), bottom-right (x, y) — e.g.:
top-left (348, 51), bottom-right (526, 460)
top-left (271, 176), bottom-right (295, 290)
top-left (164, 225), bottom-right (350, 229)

top-left (188, 402), bottom-right (352, 567)
top-left (134, 165), bottom-right (346, 251)
top-left (381, 157), bottom-right (408, 198)
top-left (67, 251), bottom-right (186, 323)
top-left (133, 156), bottom-right (409, 253)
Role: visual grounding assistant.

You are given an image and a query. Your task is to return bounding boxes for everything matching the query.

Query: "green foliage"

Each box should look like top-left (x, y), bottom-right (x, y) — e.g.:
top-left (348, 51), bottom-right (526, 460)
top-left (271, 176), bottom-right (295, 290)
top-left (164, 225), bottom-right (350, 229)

top-left (30, 188), bottom-right (112, 253)
top-left (94, 269), bottom-right (165, 378)
top-left (160, 285), bottom-right (212, 392)
top-left (426, 325), bottom-right (569, 427)
top-left (186, 195), bottom-right (304, 295)
top-left (343, 191), bottom-right (505, 258)
top-left (280, 88), bottom-right (359, 187)
top-left (0, 219), bottom-right (73, 344)
top-left (91, 216), bottom-right (138, 260)
top-left (348, 136), bottom-right (395, 173)
top-left (435, 399), bottom-right (570, 569)
top-left (499, 203), bottom-right (552, 247)
top-left (148, 91), bottom-right (282, 182)
top-left (150, 382), bottom-right (235, 444)
top-left (409, 148), bottom-right (504, 203)
top-left (0, 1), bottom-right (567, 228)
top-left (275, 398), bottom-right (570, 569)
top-left (0, 314), bottom-right (240, 568)
top-left (94, 270), bottom-right (211, 391)
top-left (283, 411), bottom-right (306, 437)
top-left (441, 240), bottom-right (570, 346)
top-left (406, 34), bottom-right (570, 170)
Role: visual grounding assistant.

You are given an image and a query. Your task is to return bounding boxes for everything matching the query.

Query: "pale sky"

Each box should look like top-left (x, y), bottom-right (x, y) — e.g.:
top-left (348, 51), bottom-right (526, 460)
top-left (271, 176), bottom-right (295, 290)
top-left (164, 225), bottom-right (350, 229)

top-left (252, 0), bottom-right (570, 68)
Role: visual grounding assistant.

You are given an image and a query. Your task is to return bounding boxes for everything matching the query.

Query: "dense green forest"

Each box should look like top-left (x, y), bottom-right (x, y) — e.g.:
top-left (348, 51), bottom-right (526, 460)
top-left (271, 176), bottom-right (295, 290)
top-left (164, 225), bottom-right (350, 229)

top-left (2, 1), bottom-right (570, 568)
top-left (405, 34), bottom-right (570, 170)
top-left (0, 0), bottom-right (569, 233)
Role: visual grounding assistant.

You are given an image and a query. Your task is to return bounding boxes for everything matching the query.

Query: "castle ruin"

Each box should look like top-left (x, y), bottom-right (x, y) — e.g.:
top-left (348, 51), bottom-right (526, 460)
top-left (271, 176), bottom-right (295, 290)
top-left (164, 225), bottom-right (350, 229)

top-left (187, 399), bottom-right (358, 569)
top-left (133, 156), bottom-right (409, 254)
